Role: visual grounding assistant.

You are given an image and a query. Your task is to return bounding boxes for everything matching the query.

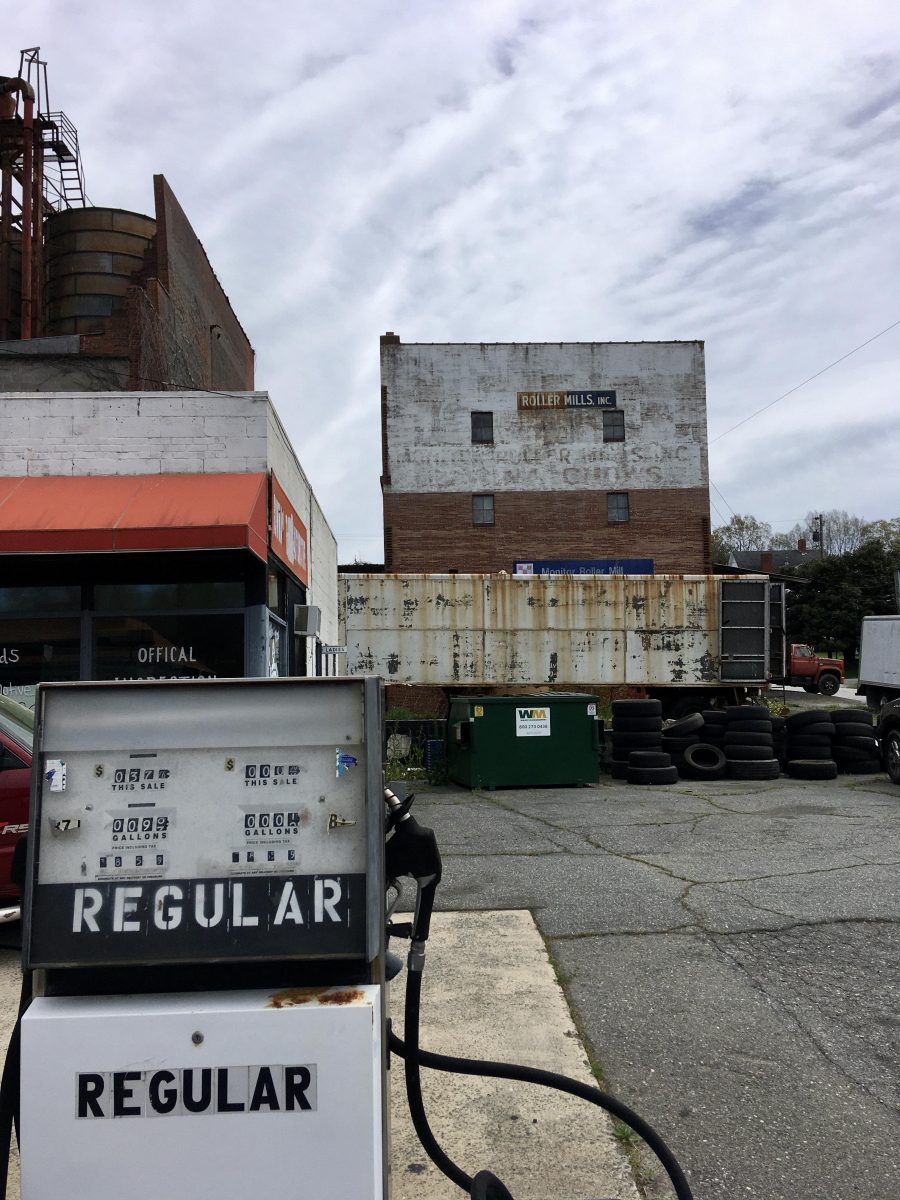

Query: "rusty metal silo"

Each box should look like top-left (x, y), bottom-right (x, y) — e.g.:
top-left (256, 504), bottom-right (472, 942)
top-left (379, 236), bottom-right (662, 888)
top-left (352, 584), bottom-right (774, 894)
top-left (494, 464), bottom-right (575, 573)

top-left (42, 207), bottom-right (155, 335)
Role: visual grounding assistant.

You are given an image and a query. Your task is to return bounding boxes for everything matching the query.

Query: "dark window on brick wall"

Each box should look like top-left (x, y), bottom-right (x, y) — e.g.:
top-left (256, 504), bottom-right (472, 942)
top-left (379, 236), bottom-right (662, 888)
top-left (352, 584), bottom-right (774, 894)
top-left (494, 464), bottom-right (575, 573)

top-left (471, 412), bottom-right (494, 444)
top-left (607, 492), bottom-right (630, 523)
top-left (602, 410), bottom-right (625, 442)
top-left (472, 494), bottom-right (495, 525)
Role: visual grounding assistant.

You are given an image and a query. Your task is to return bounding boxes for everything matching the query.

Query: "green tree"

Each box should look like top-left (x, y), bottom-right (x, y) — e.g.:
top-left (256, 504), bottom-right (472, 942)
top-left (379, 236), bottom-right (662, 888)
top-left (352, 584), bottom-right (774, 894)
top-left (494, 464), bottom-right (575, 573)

top-left (712, 513), bottom-right (773, 558)
top-left (861, 517), bottom-right (900, 559)
top-left (786, 539), bottom-right (898, 666)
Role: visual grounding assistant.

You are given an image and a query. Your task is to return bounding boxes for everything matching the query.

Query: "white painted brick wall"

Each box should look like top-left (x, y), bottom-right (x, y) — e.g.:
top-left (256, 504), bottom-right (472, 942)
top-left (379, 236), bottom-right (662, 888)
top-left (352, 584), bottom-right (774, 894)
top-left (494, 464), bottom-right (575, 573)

top-left (381, 342), bottom-right (709, 493)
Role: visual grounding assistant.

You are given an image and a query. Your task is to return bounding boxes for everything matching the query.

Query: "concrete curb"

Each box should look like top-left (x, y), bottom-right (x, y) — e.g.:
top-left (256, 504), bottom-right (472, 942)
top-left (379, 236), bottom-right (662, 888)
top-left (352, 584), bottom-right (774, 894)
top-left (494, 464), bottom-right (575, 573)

top-left (390, 910), bottom-right (640, 1199)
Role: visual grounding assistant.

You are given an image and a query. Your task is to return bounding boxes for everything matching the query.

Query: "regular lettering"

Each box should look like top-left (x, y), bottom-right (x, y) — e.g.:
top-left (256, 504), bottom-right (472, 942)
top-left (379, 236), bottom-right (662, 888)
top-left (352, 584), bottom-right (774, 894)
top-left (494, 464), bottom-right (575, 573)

top-left (70, 878), bottom-right (350, 935)
top-left (76, 1064), bottom-right (317, 1117)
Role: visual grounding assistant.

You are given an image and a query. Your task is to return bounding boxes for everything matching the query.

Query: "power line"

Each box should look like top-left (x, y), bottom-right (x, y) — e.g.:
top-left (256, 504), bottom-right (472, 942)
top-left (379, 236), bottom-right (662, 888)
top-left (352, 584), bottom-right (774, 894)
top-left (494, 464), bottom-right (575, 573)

top-left (709, 480), bottom-right (736, 519)
top-left (711, 317), bottom-right (900, 443)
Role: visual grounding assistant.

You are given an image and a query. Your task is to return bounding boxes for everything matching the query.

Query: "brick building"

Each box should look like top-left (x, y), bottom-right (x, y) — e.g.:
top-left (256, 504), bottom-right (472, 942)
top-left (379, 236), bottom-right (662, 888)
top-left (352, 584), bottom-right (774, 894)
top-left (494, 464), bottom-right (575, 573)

top-left (380, 335), bottom-right (712, 574)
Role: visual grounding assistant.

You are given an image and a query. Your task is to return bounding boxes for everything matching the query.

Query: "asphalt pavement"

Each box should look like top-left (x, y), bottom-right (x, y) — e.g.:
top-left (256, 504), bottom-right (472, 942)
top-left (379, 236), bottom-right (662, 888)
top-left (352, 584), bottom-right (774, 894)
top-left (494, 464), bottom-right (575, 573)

top-left (409, 741), bottom-right (899, 1200)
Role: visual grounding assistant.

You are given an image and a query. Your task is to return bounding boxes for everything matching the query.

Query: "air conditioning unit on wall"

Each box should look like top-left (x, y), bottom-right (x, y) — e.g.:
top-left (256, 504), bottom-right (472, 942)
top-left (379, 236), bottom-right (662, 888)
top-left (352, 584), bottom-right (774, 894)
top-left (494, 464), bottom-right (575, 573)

top-left (293, 605), bottom-right (321, 637)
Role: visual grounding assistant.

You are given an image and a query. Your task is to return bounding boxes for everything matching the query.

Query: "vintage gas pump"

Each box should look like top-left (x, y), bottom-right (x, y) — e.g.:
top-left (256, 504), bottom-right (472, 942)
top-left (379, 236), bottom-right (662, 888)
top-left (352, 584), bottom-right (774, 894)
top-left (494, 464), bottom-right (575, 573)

top-left (17, 676), bottom-right (386, 1200)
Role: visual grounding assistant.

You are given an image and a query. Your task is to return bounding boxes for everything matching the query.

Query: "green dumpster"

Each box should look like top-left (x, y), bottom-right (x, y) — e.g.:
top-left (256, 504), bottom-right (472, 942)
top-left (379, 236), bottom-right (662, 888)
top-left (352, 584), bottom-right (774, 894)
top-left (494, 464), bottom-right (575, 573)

top-left (446, 693), bottom-right (601, 788)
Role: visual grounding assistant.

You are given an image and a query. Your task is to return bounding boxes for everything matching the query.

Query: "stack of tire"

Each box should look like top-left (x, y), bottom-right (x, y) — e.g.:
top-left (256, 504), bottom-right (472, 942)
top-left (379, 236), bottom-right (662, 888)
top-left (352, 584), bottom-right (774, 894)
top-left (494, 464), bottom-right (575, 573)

top-left (723, 704), bottom-right (781, 781)
top-left (783, 711), bottom-right (837, 780)
top-left (830, 708), bottom-right (881, 774)
top-left (659, 712), bottom-right (700, 771)
top-left (771, 715), bottom-right (786, 763)
top-left (700, 710), bottom-right (728, 749)
top-left (609, 699), bottom-right (676, 785)
top-left (666, 709), bottom-right (729, 781)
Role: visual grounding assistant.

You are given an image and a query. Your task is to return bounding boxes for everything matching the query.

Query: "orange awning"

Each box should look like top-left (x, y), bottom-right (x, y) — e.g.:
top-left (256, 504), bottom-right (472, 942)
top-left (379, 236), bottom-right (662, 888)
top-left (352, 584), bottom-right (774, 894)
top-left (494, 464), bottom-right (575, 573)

top-left (0, 473), bottom-right (268, 559)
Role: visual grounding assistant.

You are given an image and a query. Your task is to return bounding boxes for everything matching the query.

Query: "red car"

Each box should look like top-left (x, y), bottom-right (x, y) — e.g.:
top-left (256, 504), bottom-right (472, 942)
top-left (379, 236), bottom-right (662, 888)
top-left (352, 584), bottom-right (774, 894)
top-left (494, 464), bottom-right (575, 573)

top-left (0, 694), bottom-right (32, 914)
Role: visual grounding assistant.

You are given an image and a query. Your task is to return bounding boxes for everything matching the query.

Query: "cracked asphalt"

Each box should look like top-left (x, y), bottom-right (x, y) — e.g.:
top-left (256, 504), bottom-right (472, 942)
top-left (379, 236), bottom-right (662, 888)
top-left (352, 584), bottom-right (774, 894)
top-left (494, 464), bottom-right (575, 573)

top-left (410, 771), bottom-right (899, 1200)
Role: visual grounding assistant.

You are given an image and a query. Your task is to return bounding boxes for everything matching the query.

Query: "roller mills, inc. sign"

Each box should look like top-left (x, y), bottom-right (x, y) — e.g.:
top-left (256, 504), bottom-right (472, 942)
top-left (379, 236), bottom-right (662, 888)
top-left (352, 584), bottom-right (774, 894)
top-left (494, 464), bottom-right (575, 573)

top-left (516, 390), bottom-right (617, 410)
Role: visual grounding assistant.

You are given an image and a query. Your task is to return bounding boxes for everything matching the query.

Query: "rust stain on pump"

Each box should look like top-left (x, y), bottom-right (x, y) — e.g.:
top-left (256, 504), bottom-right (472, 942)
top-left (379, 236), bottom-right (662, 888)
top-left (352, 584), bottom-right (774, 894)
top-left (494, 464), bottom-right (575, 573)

top-left (267, 986), bottom-right (365, 1009)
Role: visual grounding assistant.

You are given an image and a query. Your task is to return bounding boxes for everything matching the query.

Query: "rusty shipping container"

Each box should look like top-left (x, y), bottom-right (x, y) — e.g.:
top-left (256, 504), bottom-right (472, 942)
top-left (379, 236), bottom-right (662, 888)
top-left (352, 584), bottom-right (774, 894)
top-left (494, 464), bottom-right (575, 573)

top-left (340, 573), bottom-right (782, 711)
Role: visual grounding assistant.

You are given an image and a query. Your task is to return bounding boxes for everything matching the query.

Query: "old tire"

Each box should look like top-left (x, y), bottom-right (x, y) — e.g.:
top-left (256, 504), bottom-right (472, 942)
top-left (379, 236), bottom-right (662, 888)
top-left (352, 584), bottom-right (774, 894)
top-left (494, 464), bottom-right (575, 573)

top-left (792, 721), bottom-right (835, 738)
top-left (681, 743), bottom-right (727, 779)
top-left (612, 716), bottom-right (664, 733)
top-left (611, 731), bottom-right (665, 749)
top-left (841, 759), bottom-right (883, 774)
top-left (664, 712), bottom-right (705, 736)
top-left (785, 745), bottom-right (833, 760)
top-left (726, 705), bottom-right (770, 721)
top-left (612, 699), bottom-right (662, 717)
top-left (627, 765), bottom-right (679, 785)
top-left (702, 710), bottom-right (728, 724)
top-left (787, 759), bottom-right (838, 780)
top-left (723, 731), bottom-right (774, 746)
top-left (831, 709), bottom-right (873, 725)
top-left (786, 710), bottom-right (832, 730)
top-left (662, 734), bottom-right (701, 753)
top-left (727, 758), bottom-right (781, 780)
top-left (884, 729), bottom-right (900, 785)
top-left (787, 735), bottom-right (833, 748)
top-left (725, 720), bottom-right (773, 734)
top-left (832, 722), bottom-right (877, 739)
top-left (725, 744), bottom-right (773, 761)
top-left (628, 751), bottom-right (672, 769)
top-left (837, 735), bottom-right (880, 751)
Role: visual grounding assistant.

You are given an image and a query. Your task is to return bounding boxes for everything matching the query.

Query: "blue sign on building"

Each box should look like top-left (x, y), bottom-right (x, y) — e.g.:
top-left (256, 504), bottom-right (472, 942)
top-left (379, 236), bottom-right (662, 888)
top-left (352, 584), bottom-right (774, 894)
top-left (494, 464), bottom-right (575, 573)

top-left (564, 390), bottom-right (617, 408)
top-left (514, 558), bottom-right (654, 576)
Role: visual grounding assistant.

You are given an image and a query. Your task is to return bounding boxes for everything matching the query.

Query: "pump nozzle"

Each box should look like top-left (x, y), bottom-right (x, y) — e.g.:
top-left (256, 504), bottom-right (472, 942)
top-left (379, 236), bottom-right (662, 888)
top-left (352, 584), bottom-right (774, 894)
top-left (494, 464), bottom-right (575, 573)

top-left (385, 812), bottom-right (442, 944)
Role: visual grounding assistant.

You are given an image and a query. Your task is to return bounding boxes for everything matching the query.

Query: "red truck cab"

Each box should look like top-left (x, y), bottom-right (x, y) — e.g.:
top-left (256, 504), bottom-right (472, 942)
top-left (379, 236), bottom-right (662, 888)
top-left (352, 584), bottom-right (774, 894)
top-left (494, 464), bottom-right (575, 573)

top-left (787, 644), bottom-right (844, 696)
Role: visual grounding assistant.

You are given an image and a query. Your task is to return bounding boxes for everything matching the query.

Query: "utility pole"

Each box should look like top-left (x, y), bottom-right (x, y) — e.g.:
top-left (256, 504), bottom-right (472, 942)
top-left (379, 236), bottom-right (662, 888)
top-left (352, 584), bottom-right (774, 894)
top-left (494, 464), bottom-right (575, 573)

top-left (812, 513), bottom-right (824, 559)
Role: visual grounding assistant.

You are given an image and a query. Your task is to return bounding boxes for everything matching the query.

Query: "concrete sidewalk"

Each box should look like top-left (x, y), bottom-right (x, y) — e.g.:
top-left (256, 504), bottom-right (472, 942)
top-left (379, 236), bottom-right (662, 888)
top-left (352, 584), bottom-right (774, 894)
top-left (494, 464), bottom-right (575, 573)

top-left (390, 910), bottom-right (639, 1200)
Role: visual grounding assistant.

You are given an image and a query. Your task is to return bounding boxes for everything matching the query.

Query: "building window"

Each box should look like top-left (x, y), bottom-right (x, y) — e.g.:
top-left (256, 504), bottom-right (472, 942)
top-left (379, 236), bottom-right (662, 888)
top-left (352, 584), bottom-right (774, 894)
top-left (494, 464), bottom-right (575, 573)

top-left (471, 411), bottom-right (494, 444)
top-left (607, 493), bottom-right (630, 523)
top-left (473, 494), bottom-right (495, 525)
top-left (603, 410), bottom-right (625, 442)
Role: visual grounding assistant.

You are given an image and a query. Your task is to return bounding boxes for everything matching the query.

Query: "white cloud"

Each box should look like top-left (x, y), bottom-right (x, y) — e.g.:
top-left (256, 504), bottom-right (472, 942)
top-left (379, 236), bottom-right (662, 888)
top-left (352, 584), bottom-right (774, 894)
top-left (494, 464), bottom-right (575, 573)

top-left (4, 0), bottom-right (900, 558)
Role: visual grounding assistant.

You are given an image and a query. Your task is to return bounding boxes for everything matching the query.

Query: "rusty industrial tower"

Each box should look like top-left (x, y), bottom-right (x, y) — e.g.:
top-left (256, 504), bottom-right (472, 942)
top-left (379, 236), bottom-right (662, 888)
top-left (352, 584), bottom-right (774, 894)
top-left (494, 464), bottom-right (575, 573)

top-left (0, 47), bottom-right (87, 340)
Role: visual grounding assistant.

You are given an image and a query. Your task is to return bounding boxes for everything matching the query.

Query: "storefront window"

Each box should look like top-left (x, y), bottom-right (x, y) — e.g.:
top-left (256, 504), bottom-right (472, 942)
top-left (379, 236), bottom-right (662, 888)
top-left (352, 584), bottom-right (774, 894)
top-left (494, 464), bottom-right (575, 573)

top-left (93, 581), bottom-right (244, 611)
top-left (93, 614), bottom-right (245, 681)
top-left (0, 586), bottom-right (80, 616)
top-left (0, 617), bottom-right (82, 708)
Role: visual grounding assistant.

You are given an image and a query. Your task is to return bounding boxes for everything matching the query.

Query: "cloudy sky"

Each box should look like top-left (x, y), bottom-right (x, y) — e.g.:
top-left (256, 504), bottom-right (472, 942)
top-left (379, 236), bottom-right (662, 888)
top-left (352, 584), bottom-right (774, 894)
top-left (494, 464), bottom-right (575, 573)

top-left (6, 1), bottom-right (900, 558)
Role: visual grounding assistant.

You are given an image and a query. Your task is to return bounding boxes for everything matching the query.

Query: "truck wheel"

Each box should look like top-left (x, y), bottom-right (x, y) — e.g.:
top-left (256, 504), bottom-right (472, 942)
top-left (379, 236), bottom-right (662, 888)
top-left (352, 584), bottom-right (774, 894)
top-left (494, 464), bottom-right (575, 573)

top-left (884, 730), bottom-right (900, 785)
top-left (818, 674), bottom-right (840, 696)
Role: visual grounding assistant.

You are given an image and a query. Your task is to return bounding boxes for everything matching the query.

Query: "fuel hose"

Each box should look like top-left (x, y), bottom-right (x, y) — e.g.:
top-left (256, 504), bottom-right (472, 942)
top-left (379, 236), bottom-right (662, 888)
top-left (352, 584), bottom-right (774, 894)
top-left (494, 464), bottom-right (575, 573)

top-left (391, 957), bottom-right (695, 1200)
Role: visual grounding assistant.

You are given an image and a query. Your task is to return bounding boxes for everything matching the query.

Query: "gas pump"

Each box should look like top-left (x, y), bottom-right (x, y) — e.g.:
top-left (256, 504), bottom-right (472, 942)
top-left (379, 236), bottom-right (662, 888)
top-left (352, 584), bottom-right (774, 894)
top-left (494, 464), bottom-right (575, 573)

top-left (5, 675), bottom-right (697, 1200)
top-left (15, 676), bottom-right (387, 1200)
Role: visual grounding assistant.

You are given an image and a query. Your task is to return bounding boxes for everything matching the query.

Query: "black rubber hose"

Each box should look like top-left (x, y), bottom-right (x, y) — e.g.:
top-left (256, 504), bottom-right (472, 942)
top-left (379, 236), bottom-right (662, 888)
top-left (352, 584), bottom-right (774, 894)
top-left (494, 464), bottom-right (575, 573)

top-left (0, 972), bottom-right (31, 1200)
top-left (394, 968), bottom-right (694, 1200)
top-left (403, 964), bottom-right (473, 1193)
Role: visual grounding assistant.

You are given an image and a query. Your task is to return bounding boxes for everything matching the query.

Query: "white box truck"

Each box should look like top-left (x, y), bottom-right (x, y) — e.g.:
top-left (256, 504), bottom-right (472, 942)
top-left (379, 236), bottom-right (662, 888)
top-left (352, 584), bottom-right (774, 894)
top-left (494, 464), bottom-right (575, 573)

top-left (856, 615), bottom-right (900, 708)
